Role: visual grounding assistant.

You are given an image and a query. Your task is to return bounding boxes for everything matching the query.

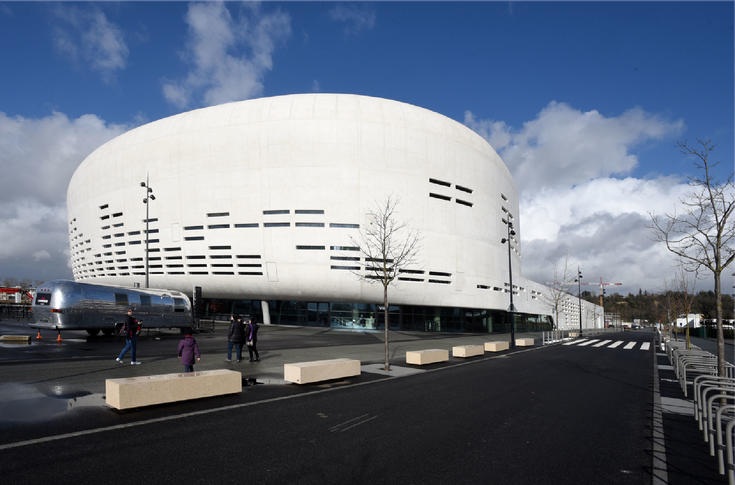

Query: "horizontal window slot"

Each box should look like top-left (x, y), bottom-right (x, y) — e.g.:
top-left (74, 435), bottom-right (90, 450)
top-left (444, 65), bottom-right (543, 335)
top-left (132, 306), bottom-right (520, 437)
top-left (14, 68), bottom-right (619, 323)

top-left (147, 239), bottom-right (160, 243)
top-left (101, 225), bottom-right (110, 230)
top-left (149, 264), bottom-right (162, 268)
top-left (331, 265), bottom-right (360, 270)
top-left (236, 255), bottom-right (261, 259)
top-left (165, 256), bottom-right (183, 260)
top-left (210, 255), bottom-right (232, 259)
top-left (164, 247), bottom-right (181, 252)
top-left (264, 222), bottom-right (290, 227)
top-left (112, 212), bottom-right (122, 218)
top-left (166, 264), bottom-right (184, 268)
top-left (213, 271), bottom-right (235, 275)
top-left (189, 271), bottom-right (208, 275)
top-left (429, 193), bottom-right (451, 201)
top-left (237, 263), bottom-right (262, 267)
top-left (501, 193), bottom-right (508, 201)
top-left (184, 225), bottom-right (204, 230)
top-left (429, 178), bottom-right (451, 187)
top-left (477, 285), bottom-right (490, 289)
top-left (456, 199), bottom-right (473, 207)
top-left (329, 223), bottom-right (359, 228)
top-left (263, 209), bottom-right (289, 215)
top-left (99, 204), bottom-right (108, 210)
top-left (429, 271), bottom-right (452, 277)
top-left (456, 185), bottom-right (473, 194)
top-left (365, 257), bottom-right (394, 263)
top-left (212, 263), bottom-right (233, 268)
top-left (330, 256), bottom-right (360, 261)
top-left (208, 224), bottom-right (230, 229)
top-left (143, 218), bottom-right (158, 223)
top-left (295, 222), bottom-right (325, 227)
top-left (330, 245), bottom-right (359, 251)
top-left (132, 265), bottom-right (144, 269)
top-left (186, 255), bottom-right (205, 259)
top-left (296, 245), bottom-right (325, 250)
top-left (100, 215), bottom-right (109, 220)
top-left (428, 279), bottom-right (451, 284)
top-left (399, 269), bottom-right (424, 274)
top-left (185, 236), bottom-right (205, 241)
top-left (238, 271), bottom-right (263, 276)
top-left (102, 235), bottom-right (111, 240)
top-left (234, 223), bottom-right (259, 228)
top-left (145, 229), bottom-right (159, 234)
top-left (127, 230), bottom-right (140, 235)
top-left (114, 242), bottom-right (125, 247)
top-left (146, 248), bottom-right (160, 252)
top-left (130, 257), bottom-right (143, 261)
top-left (295, 209), bottom-right (324, 214)
top-left (398, 277), bottom-right (423, 282)
top-left (114, 233), bottom-right (124, 237)
top-left (103, 244), bottom-right (111, 248)
top-left (187, 264), bottom-right (207, 268)
top-left (167, 271), bottom-right (185, 275)
top-left (113, 223), bottom-right (124, 228)
top-left (150, 271), bottom-right (164, 275)
top-left (207, 212), bottom-right (229, 218)
top-left (209, 245), bottom-right (231, 250)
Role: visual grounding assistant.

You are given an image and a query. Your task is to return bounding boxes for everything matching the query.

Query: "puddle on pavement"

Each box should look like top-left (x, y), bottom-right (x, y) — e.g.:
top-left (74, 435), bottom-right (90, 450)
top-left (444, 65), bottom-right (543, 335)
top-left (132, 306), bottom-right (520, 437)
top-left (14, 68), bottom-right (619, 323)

top-left (0, 383), bottom-right (105, 422)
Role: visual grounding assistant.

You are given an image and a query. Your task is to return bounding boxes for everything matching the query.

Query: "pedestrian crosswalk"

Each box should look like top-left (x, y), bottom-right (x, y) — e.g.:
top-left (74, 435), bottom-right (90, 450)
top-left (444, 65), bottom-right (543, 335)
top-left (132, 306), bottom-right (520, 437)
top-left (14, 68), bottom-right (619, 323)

top-left (562, 338), bottom-right (652, 351)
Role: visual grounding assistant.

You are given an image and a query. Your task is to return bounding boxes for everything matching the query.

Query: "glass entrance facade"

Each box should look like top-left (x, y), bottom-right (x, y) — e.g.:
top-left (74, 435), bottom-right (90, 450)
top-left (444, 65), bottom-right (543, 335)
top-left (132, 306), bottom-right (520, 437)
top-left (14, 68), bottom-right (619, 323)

top-left (201, 298), bottom-right (553, 334)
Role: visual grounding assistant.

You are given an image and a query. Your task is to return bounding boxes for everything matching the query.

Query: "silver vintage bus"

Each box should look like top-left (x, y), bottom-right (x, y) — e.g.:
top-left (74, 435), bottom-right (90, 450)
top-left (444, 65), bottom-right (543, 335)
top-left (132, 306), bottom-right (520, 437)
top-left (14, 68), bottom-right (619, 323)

top-left (32, 280), bottom-right (193, 336)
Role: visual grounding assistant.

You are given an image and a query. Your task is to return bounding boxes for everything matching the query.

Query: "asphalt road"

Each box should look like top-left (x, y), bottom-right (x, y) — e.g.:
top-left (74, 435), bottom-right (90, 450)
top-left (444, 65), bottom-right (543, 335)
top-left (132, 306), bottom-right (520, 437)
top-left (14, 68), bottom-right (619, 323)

top-left (0, 328), bottom-right (664, 484)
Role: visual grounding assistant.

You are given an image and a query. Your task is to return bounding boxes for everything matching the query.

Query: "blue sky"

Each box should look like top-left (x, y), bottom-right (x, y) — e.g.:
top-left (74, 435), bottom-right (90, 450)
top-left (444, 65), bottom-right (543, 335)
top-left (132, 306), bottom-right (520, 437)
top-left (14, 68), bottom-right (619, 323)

top-left (0, 1), bottom-right (733, 295)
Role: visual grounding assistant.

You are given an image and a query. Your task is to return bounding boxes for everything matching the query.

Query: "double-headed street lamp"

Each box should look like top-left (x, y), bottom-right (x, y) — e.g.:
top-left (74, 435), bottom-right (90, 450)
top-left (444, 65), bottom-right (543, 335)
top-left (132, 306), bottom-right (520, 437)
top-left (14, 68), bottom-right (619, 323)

top-left (141, 176), bottom-right (155, 289)
top-left (575, 267), bottom-right (583, 333)
top-left (501, 219), bottom-right (516, 349)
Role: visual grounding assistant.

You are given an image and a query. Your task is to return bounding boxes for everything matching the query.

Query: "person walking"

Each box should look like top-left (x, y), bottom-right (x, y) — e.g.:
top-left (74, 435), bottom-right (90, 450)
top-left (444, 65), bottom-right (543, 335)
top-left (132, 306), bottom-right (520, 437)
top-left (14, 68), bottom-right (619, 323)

top-left (116, 308), bottom-right (142, 365)
top-left (177, 329), bottom-right (201, 373)
top-left (227, 314), bottom-right (245, 363)
top-left (246, 317), bottom-right (260, 362)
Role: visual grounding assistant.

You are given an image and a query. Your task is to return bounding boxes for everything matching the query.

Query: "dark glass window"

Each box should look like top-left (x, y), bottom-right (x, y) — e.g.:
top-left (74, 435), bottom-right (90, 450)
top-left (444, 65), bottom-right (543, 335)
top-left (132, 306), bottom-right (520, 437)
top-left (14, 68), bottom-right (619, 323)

top-left (209, 245), bottom-right (231, 250)
top-left (456, 185), bottom-right (473, 194)
top-left (295, 222), bottom-right (325, 227)
top-left (207, 212), bottom-right (229, 217)
top-left (456, 199), bottom-right (473, 207)
top-left (296, 245), bottom-right (325, 250)
top-left (429, 178), bottom-right (451, 187)
top-left (184, 225), bottom-right (204, 230)
top-left (114, 293), bottom-right (128, 306)
top-left (185, 236), bottom-right (204, 241)
top-left (234, 223), bottom-right (259, 228)
top-left (263, 209), bottom-right (289, 215)
top-left (429, 193), bottom-right (451, 201)
top-left (208, 224), bottom-right (230, 229)
top-left (329, 223), bottom-right (359, 228)
top-left (295, 210), bottom-right (324, 214)
top-left (264, 222), bottom-right (290, 227)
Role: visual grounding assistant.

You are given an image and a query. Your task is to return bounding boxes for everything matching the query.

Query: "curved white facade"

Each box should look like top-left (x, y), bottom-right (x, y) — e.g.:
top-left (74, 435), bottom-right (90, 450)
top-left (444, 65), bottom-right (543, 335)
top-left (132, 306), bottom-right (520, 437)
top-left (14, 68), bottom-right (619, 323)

top-left (67, 94), bottom-right (599, 328)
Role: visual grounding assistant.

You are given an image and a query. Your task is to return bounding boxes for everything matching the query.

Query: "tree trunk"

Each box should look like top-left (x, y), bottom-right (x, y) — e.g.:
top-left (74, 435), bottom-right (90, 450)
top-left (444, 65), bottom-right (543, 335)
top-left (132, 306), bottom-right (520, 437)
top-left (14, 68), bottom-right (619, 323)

top-left (384, 284), bottom-right (390, 371)
top-left (715, 270), bottom-right (725, 377)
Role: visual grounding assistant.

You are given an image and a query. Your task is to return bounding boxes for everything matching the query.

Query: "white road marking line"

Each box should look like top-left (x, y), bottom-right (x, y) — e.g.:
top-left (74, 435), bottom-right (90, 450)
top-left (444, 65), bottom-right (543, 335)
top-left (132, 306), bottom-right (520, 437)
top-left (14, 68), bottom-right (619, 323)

top-left (607, 340), bottom-right (624, 348)
top-left (593, 339), bottom-right (612, 347)
top-left (563, 339), bottom-right (587, 346)
top-left (577, 339), bottom-right (599, 347)
top-left (641, 342), bottom-right (651, 351)
top-left (623, 342), bottom-right (636, 350)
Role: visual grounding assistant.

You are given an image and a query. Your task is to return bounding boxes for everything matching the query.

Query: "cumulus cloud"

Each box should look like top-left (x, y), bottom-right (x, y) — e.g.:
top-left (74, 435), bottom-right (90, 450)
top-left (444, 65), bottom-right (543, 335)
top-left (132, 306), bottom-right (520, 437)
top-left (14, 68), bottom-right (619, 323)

top-left (0, 112), bottom-right (126, 281)
top-left (328, 4), bottom-right (376, 35)
top-left (465, 103), bottom-right (690, 294)
top-left (52, 5), bottom-right (129, 82)
top-left (162, 2), bottom-right (291, 109)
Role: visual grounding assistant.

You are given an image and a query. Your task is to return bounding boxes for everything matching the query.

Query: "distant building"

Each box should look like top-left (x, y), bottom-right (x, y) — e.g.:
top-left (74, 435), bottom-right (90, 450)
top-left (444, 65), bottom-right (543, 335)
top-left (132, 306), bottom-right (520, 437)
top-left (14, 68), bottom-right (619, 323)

top-left (66, 94), bottom-right (601, 332)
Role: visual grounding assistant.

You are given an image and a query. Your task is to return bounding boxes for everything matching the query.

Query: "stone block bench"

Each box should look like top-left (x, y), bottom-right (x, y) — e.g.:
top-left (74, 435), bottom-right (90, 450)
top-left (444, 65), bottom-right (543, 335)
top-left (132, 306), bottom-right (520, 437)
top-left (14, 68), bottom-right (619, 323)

top-left (105, 369), bottom-right (242, 410)
top-left (0, 335), bottom-right (30, 343)
top-left (406, 349), bottom-right (449, 365)
top-left (452, 344), bottom-right (484, 358)
top-left (484, 341), bottom-right (510, 352)
top-left (284, 358), bottom-right (361, 384)
top-left (515, 338), bottom-right (535, 347)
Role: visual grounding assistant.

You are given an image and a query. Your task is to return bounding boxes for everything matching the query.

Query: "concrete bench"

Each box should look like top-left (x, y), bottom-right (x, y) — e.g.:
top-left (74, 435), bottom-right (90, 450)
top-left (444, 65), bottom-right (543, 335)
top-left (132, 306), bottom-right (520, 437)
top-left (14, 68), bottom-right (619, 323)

top-left (0, 335), bottom-right (30, 343)
top-left (406, 349), bottom-right (449, 365)
top-left (284, 358), bottom-right (361, 384)
top-left (484, 341), bottom-right (510, 352)
top-left (105, 369), bottom-right (242, 410)
top-left (452, 344), bottom-right (484, 358)
top-left (515, 338), bottom-right (535, 347)
top-left (569, 332), bottom-right (580, 338)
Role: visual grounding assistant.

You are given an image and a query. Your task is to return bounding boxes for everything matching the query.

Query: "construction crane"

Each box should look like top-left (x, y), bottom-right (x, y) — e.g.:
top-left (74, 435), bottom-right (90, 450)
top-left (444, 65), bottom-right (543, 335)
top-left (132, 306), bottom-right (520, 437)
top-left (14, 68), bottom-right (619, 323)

top-left (582, 278), bottom-right (623, 306)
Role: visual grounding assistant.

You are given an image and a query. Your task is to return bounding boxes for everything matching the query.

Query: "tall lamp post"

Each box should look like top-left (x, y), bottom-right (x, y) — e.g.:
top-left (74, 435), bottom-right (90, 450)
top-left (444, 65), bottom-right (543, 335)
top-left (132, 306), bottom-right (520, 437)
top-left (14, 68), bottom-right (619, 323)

top-left (501, 219), bottom-right (516, 349)
top-left (575, 267), bottom-right (583, 334)
top-left (141, 176), bottom-right (155, 288)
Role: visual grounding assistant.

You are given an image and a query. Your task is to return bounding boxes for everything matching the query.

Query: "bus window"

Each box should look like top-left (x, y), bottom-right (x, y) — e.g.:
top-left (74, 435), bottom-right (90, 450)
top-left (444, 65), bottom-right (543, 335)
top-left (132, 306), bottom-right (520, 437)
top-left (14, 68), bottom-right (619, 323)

top-left (35, 293), bottom-right (51, 305)
top-left (139, 295), bottom-right (152, 307)
top-left (114, 293), bottom-right (129, 306)
top-left (173, 298), bottom-right (186, 312)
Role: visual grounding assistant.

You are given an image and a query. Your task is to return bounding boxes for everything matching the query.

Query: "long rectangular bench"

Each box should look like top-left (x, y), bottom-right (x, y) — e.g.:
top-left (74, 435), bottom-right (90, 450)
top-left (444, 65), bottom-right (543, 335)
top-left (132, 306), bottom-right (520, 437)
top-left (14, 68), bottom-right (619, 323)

top-left (284, 358), bottom-right (361, 384)
top-left (484, 341), bottom-right (510, 352)
top-left (406, 349), bottom-right (449, 365)
top-left (515, 338), bottom-right (535, 347)
top-left (452, 344), bottom-right (484, 358)
top-left (105, 369), bottom-right (242, 410)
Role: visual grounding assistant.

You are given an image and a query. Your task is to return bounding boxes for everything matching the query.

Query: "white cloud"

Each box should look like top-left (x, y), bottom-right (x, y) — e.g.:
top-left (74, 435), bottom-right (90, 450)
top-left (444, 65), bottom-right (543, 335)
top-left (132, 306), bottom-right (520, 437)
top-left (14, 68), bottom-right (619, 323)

top-left (0, 112), bottom-right (126, 281)
top-left (163, 2), bottom-right (291, 109)
top-left (52, 5), bottom-right (129, 82)
top-left (465, 103), bottom-right (691, 295)
top-left (328, 4), bottom-right (376, 35)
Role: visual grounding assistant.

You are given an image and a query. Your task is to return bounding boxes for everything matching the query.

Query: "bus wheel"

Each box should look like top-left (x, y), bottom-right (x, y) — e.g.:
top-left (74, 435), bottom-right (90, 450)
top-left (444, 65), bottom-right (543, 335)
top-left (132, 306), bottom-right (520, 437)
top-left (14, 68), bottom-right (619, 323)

top-left (101, 328), bottom-right (113, 336)
top-left (86, 329), bottom-right (100, 337)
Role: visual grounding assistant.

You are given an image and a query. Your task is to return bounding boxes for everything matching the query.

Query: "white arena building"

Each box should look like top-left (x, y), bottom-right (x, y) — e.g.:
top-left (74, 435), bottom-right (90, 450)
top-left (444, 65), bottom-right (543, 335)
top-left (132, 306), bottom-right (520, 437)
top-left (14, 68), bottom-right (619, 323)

top-left (67, 93), bottom-right (601, 332)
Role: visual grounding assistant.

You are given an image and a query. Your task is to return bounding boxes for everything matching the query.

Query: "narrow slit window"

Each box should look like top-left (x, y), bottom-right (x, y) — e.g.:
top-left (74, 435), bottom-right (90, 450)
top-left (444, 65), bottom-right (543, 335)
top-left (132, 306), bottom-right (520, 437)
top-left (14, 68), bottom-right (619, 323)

top-left (295, 210), bottom-right (324, 214)
top-left (330, 245), bottom-right (359, 251)
top-left (112, 212), bottom-right (123, 218)
top-left (456, 185), bottom-right (473, 194)
top-left (185, 236), bottom-right (204, 241)
top-left (238, 272), bottom-right (263, 275)
top-left (331, 265), bottom-right (360, 270)
top-left (209, 245), bottom-right (231, 250)
top-left (186, 255), bottom-right (206, 259)
top-left (456, 199), bottom-right (473, 207)
top-left (329, 223), bottom-right (359, 228)
top-left (429, 271), bottom-right (452, 277)
top-left (264, 222), bottom-right (290, 227)
top-left (234, 223), bottom-right (259, 228)
top-left (164, 247), bottom-right (182, 252)
top-left (208, 224), bottom-right (230, 229)
top-left (398, 277), bottom-right (423, 282)
top-left (263, 209), bottom-right (290, 215)
top-left (428, 279), bottom-right (451, 284)
top-left (99, 204), bottom-right (109, 210)
top-left (236, 255), bottom-right (261, 259)
top-left (429, 193), bottom-right (451, 201)
top-left (296, 245), bottom-right (325, 250)
top-left (184, 225), bottom-right (204, 230)
top-left (295, 222), bottom-right (325, 227)
top-left (429, 178), bottom-right (451, 187)
top-left (207, 212), bottom-right (229, 217)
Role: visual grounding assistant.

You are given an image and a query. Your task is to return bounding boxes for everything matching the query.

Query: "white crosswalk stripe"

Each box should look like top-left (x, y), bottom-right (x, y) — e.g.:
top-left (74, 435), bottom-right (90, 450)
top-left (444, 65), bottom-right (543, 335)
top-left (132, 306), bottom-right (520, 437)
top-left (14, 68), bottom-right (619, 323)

top-left (593, 339), bottom-right (612, 347)
top-left (640, 342), bottom-right (650, 350)
top-left (563, 339), bottom-right (587, 346)
top-left (623, 342), bottom-right (636, 350)
top-left (607, 340), bottom-right (624, 348)
top-left (578, 339), bottom-right (599, 347)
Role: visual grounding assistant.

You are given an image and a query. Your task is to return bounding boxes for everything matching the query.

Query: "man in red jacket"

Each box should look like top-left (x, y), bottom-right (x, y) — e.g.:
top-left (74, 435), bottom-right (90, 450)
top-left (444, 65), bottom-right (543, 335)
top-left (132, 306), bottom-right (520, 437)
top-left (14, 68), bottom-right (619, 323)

top-left (116, 308), bottom-right (142, 365)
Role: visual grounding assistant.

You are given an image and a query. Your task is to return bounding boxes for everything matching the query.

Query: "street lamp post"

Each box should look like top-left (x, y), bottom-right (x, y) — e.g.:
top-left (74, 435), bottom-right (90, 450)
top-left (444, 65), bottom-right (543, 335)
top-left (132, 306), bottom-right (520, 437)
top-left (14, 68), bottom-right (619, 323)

top-left (141, 176), bottom-right (155, 288)
top-left (501, 219), bottom-right (516, 349)
top-left (576, 267), bottom-right (583, 334)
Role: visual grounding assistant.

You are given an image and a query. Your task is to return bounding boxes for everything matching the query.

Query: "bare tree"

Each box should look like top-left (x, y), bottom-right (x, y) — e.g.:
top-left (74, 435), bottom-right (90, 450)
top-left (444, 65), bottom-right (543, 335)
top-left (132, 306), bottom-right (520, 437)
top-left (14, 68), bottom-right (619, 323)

top-left (543, 256), bottom-right (575, 329)
top-left (650, 139), bottom-right (735, 377)
top-left (672, 264), bottom-right (698, 349)
top-left (355, 196), bottom-right (420, 371)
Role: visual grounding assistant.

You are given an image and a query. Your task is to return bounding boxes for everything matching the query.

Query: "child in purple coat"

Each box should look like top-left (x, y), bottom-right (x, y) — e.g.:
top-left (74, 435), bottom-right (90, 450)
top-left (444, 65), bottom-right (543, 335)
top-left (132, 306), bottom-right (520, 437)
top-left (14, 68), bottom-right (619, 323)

top-left (177, 330), bottom-right (201, 373)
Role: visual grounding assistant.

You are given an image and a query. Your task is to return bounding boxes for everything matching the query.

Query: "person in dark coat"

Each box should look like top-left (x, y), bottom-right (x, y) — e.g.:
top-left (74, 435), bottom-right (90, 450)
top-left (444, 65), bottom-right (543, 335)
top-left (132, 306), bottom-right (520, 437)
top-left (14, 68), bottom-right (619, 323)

top-left (177, 330), bottom-right (201, 373)
top-left (246, 318), bottom-right (260, 362)
top-left (227, 314), bottom-right (245, 363)
top-left (116, 308), bottom-right (142, 365)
